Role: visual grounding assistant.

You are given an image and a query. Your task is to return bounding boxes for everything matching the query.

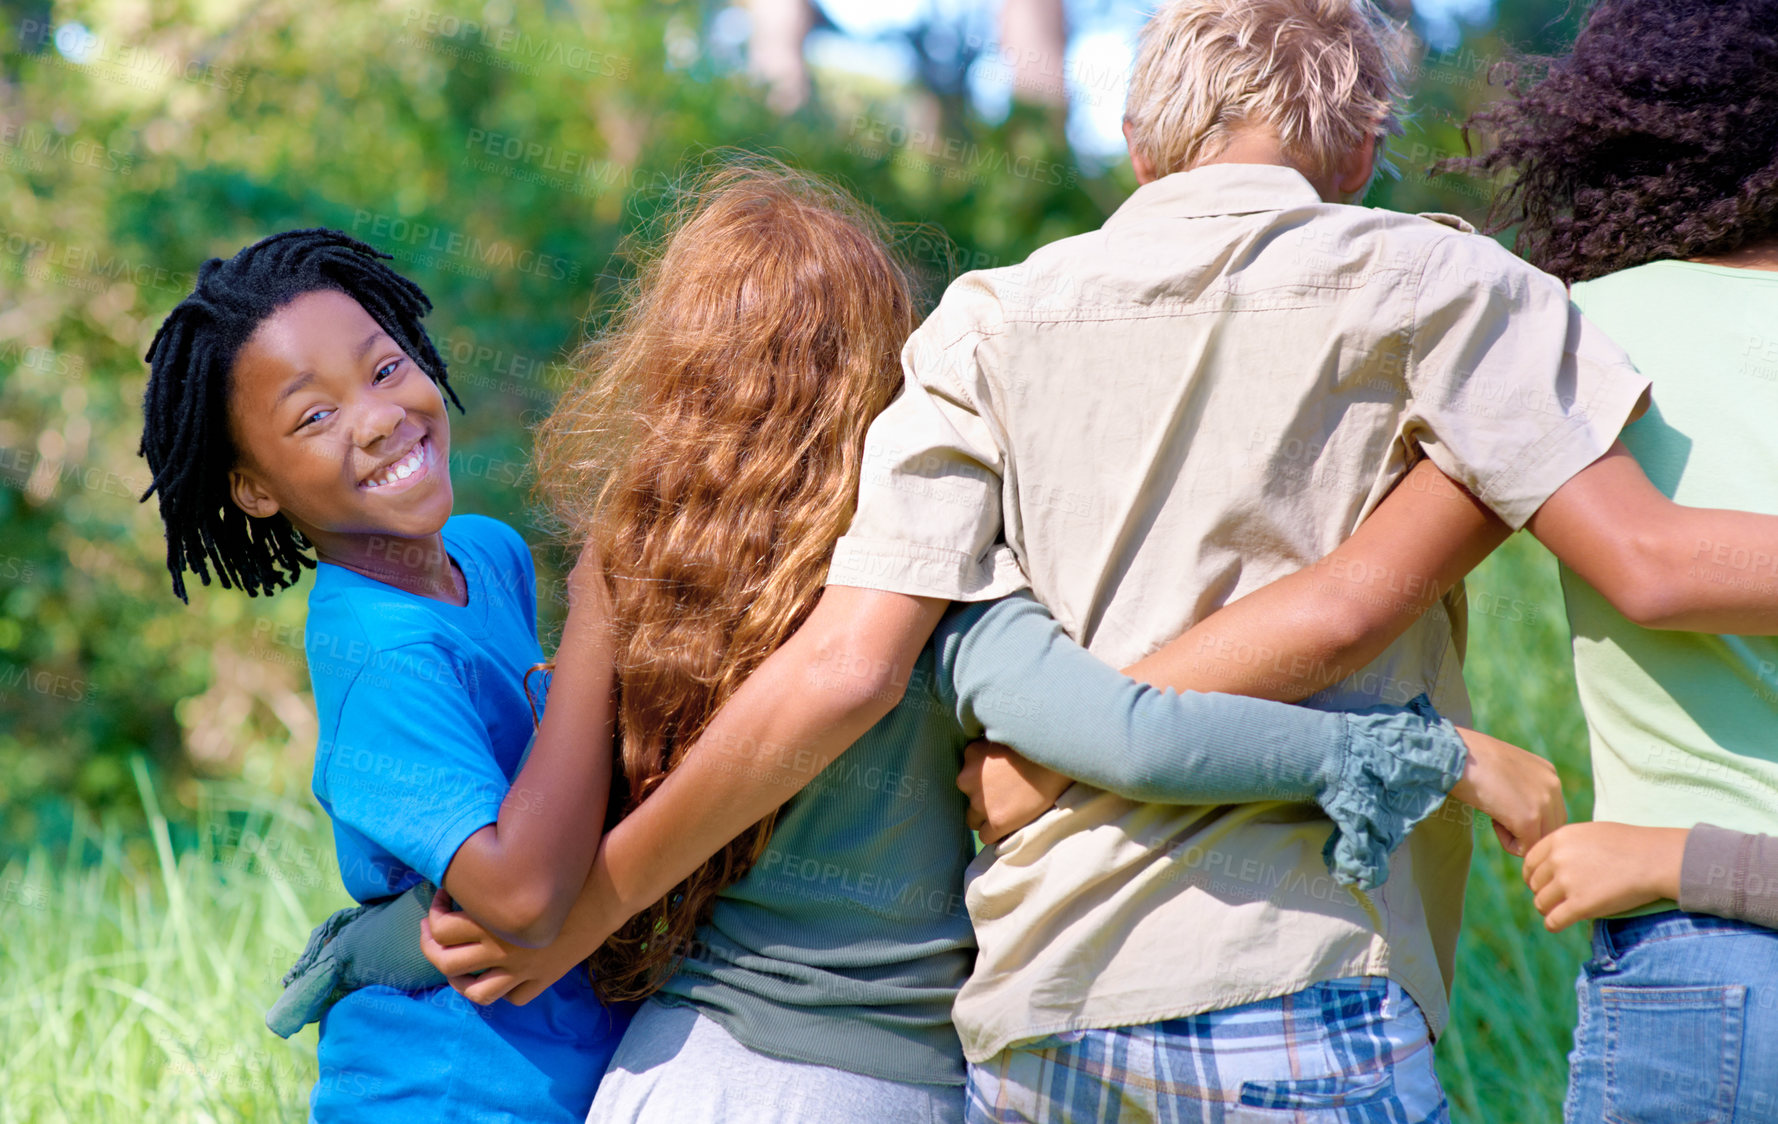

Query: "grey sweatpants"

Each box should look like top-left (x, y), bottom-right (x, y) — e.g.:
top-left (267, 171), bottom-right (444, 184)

top-left (587, 999), bottom-right (966, 1123)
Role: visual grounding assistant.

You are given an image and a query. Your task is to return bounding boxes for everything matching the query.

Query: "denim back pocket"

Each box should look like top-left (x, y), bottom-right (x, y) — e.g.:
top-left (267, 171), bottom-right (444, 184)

top-left (1602, 984), bottom-right (1745, 1124)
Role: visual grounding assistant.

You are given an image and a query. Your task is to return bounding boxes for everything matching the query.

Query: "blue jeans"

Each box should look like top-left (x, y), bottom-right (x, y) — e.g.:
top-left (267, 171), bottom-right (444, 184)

top-left (1565, 910), bottom-right (1778, 1123)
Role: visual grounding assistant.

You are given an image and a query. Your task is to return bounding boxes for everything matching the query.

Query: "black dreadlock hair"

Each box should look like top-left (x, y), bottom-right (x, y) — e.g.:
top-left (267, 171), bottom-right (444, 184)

top-left (139, 227), bottom-right (462, 602)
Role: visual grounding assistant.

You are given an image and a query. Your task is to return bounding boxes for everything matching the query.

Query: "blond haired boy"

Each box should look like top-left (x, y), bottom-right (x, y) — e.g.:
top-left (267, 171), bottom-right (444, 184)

top-left (845, 5), bottom-right (1631, 1116)
top-left (834, 3), bottom-right (1778, 1117)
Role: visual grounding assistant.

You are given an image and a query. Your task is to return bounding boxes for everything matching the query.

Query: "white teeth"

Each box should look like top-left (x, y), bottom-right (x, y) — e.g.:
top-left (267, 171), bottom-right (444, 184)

top-left (364, 441), bottom-right (425, 489)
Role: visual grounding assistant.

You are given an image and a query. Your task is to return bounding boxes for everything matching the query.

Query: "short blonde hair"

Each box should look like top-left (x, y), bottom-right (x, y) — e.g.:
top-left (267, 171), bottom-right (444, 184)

top-left (1125, 0), bottom-right (1413, 180)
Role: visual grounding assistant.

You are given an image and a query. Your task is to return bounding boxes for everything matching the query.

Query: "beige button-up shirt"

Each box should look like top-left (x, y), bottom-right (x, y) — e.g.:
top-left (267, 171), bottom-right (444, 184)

top-left (829, 163), bottom-right (1649, 1062)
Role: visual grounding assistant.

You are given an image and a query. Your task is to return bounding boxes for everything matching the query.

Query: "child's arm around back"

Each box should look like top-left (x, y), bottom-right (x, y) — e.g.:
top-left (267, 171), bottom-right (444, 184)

top-left (1125, 459), bottom-right (1509, 702)
top-left (437, 546), bottom-right (616, 947)
top-left (964, 459), bottom-right (1552, 847)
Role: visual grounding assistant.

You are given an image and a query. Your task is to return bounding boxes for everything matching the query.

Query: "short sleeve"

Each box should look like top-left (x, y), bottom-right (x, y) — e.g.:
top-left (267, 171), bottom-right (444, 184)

top-left (457, 516), bottom-right (538, 624)
top-left (1404, 235), bottom-right (1651, 529)
top-left (317, 644), bottom-right (509, 887)
top-left (827, 277), bottom-right (1028, 601)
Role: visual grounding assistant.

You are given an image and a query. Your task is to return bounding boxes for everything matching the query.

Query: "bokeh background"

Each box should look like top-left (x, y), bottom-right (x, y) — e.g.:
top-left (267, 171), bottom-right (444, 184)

top-left (1, 0), bottom-right (1596, 1119)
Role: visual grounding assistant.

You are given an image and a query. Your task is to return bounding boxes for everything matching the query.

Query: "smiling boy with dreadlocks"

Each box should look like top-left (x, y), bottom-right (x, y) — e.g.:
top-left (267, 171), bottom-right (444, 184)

top-left (139, 228), bottom-right (629, 1122)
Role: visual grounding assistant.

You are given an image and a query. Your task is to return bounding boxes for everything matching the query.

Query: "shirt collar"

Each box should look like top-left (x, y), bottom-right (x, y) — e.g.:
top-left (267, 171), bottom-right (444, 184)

top-left (1104, 163), bottom-right (1325, 226)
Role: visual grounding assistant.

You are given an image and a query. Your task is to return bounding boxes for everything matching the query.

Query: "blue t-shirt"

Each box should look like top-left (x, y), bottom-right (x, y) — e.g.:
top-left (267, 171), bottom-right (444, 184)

top-left (304, 514), bottom-right (627, 1123)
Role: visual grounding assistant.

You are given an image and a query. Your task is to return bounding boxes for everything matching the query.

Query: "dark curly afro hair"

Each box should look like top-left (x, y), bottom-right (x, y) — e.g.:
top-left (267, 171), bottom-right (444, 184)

top-left (1444, 0), bottom-right (1778, 283)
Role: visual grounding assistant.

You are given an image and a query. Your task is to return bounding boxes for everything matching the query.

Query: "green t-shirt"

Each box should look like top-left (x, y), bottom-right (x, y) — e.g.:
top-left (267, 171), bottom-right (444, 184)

top-left (1563, 261), bottom-right (1778, 863)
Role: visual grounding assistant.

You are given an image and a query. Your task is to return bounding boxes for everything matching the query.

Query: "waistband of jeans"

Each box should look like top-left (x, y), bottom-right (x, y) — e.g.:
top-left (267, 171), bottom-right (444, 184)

top-left (1597, 908), bottom-right (1772, 959)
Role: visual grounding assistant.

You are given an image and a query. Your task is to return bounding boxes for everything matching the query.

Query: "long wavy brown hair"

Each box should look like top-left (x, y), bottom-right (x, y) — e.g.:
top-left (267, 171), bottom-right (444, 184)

top-left (533, 162), bottom-right (919, 1002)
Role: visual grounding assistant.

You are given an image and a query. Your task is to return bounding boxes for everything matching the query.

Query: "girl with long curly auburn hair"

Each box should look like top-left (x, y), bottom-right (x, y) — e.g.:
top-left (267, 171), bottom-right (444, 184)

top-left (536, 164), bottom-right (915, 1001)
top-left (1451, 3), bottom-right (1778, 1120)
top-left (410, 160), bottom-right (1501, 1121)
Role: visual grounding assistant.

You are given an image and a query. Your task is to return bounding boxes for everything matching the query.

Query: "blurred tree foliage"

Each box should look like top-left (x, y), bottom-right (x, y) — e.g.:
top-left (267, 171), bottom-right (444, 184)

top-left (0, 0), bottom-right (1575, 851)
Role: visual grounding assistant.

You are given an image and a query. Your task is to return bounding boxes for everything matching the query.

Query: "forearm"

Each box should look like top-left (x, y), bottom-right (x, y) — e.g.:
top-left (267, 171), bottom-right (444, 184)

top-left (442, 600), bottom-right (615, 944)
top-left (994, 681), bottom-right (1468, 815)
top-left (1530, 443), bottom-right (1778, 632)
top-left (950, 600), bottom-right (1465, 888)
top-left (1629, 505), bottom-right (1778, 631)
top-left (943, 597), bottom-right (1341, 801)
top-left (1129, 460), bottom-right (1508, 701)
top-left (524, 857), bottom-right (622, 971)
top-left (1680, 824), bottom-right (1778, 928)
top-left (943, 596), bottom-right (1467, 810)
top-left (1128, 566), bottom-right (1404, 703)
top-left (588, 587), bottom-right (946, 930)
top-left (1004, 689), bottom-right (1353, 806)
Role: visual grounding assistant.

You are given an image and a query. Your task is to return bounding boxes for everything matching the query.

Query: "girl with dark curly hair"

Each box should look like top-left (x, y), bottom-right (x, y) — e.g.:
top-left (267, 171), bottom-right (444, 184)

top-left (1456, 0), bottom-right (1778, 282)
top-left (1452, 2), bottom-right (1778, 1120)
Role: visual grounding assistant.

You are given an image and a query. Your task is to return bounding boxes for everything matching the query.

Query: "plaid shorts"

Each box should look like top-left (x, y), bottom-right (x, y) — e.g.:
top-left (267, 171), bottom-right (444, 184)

top-left (964, 978), bottom-right (1449, 1124)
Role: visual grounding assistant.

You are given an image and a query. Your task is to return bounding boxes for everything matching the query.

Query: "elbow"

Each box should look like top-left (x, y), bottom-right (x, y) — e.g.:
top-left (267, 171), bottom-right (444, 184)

top-left (1615, 591), bottom-right (1685, 631)
top-left (852, 658), bottom-right (907, 718)
top-left (804, 629), bottom-right (908, 724)
top-left (1329, 597), bottom-right (1391, 657)
top-left (506, 909), bottom-right (569, 950)
top-left (826, 663), bottom-right (906, 731)
top-left (1300, 599), bottom-right (1390, 694)
top-left (1599, 531), bottom-right (1688, 629)
top-left (476, 881), bottom-right (572, 949)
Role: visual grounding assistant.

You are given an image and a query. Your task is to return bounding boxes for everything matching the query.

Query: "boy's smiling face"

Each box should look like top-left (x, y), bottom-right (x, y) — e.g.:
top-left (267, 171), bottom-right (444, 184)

top-left (226, 289), bottom-right (454, 551)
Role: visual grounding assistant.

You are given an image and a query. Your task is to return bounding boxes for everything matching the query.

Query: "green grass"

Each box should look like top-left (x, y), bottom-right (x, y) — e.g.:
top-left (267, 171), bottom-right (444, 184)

top-left (1440, 533), bottom-right (1597, 1122)
top-left (3, 534), bottom-right (1598, 1122)
top-left (0, 763), bottom-right (343, 1123)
